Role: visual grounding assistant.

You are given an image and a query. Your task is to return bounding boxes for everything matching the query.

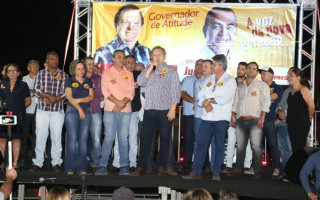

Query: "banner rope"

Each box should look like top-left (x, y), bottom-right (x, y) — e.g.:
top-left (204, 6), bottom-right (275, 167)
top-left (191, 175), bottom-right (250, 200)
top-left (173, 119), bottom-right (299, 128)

top-left (62, 1), bottom-right (75, 71)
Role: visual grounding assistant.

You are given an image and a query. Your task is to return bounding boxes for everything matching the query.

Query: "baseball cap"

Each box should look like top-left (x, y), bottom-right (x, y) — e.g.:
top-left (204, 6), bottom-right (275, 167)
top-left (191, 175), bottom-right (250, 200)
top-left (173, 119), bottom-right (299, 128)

top-left (259, 66), bottom-right (274, 74)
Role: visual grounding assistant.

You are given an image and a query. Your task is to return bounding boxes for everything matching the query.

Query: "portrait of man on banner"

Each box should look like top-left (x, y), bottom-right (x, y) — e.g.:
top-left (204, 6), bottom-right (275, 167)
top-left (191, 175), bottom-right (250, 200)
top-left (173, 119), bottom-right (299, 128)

top-left (94, 4), bottom-right (151, 73)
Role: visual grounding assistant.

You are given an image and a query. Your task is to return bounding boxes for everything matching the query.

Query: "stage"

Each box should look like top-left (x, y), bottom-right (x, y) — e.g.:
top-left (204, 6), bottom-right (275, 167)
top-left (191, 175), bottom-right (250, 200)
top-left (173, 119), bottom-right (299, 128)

top-left (0, 167), bottom-right (308, 200)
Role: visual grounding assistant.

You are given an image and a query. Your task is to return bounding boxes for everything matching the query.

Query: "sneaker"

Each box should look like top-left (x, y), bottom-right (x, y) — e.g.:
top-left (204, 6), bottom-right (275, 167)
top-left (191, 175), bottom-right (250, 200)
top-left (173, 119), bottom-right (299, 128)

top-left (167, 168), bottom-right (178, 176)
top-left (29, 164), bottom-right (41, 172)
top-left (282, 175), bottom-right (290, 182)
top-left (244, 167), bottom-right (254, 175)
top-left (119, 166), bottom-right (130, 175)
top-left (95, 167), bottom-right (108, 175)
top-left (67, 171), bottom-right (75, 176)
top-left (52, 165), bottom-right (61, 173)
top-left (272, 168), bottom-right (280, 177)
top-left (222, 167), bottom-right (233, 174)
top-left (212, 173), bottom-right (221, 181)
top-left (182, 172), bottom-right (201, 180)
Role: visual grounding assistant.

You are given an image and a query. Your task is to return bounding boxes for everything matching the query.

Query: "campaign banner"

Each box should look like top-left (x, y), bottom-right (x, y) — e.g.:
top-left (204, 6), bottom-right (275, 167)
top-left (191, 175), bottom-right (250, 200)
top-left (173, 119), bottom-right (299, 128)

top-left (92, 3), bottom-right (297, 85)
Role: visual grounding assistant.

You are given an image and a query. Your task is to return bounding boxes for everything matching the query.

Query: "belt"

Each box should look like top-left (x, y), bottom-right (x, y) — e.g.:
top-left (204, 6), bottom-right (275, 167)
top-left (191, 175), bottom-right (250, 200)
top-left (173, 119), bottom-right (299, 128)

top-left (239, 116), bottom-right (256, 120)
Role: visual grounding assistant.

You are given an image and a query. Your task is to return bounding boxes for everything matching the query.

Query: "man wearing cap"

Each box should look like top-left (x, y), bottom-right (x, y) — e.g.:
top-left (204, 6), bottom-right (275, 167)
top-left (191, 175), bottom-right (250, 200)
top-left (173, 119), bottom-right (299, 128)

top-left (260, 66), bottom-right (283, 177)
top-left (232, 62), bottom-right (271, 179)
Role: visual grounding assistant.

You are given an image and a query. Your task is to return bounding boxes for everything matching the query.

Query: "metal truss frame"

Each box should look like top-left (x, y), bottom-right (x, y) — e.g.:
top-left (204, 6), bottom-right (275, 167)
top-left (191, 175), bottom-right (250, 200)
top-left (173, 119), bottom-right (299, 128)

top-left (74, 0), bottom-right (318, 146)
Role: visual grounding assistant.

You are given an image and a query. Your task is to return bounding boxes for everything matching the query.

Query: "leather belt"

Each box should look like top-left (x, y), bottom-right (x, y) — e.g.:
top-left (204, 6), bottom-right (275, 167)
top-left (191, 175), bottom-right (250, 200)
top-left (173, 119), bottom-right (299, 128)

top-left (239, 116), bottom-right (256, 120)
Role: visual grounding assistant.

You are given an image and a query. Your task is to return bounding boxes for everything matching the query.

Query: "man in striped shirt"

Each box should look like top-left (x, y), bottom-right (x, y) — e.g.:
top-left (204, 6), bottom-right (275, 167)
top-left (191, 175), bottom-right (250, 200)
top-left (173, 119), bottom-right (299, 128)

top-left (31, 51), bottom-right (68, 172)
top-left (93, 4), bottom-right (151, 74)
top-left (231, 62), bottom-right (271, 179)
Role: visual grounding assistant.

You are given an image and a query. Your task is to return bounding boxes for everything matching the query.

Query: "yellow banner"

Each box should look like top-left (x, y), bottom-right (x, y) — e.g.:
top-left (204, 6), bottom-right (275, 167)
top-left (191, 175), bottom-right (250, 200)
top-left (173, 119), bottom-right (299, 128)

top-left (92, 3), bottom-right (296, 84)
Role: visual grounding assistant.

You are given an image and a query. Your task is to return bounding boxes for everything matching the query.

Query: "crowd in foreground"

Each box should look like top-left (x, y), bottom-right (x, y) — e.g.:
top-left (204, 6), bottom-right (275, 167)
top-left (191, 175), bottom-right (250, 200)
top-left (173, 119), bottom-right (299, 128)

top-left (0, 46), bottom-right (318, 199)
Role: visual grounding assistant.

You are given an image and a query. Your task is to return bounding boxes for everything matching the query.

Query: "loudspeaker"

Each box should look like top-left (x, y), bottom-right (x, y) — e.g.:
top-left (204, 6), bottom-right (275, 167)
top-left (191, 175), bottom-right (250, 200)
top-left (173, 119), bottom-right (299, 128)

top-left (284, 147), bottom-right (320, 184)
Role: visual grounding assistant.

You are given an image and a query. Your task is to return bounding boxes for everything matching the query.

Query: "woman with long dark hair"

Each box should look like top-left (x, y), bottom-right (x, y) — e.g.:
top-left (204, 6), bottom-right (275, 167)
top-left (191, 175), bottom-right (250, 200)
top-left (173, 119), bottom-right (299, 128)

top-left (0, 64), bottom-right (31, 169)
top-left (287, 68), bottom-right (315, 152)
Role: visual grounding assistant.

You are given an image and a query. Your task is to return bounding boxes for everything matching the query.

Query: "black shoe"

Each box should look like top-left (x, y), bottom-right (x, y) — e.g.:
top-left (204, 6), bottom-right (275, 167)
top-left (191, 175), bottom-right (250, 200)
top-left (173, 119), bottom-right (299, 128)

top-left (178, 165), bottom-right (190, 172)
top-left (129, 167), bottom-right (136, 173)
top-left (109, 166), bottom-right (120, 173)
top-left (29, 165), bottom-right (41, 172)
top-left (52, 165), bottom-right (60, 172)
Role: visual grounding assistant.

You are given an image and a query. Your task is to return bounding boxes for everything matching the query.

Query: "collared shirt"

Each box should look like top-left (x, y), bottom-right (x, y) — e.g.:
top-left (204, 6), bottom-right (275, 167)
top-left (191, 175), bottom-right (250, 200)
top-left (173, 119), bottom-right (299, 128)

top-left (300, 150), bottom-right (320, 194)
top-left (265, 82), bottom-right (283, 121)
top-left (198, 72), bottom-right (237, 122)
top-left (0, 80), bottom-right (30, 115)
top-left (181, 75), bottom-right (197, 116)
top-left (276, 86), bottom-right (291, 125)
top-left (87, 73), bottom-right (102, 113)
top-left (232, 78), bottom-right (271, 119)
top-left (137, 62), bottom-right (181, 110)
top-left (65, 77), bottom-right (93, 108)
top-left (101, 66), bottom-right (134, 113)
top-left (34, 68), bottom-right (68, 112)
top-left (194, 76), bottom-right (205, 118)
top-left (94, 36), bottom-right (151, 73)
top-left (22, 74), bottom-right (38, 114)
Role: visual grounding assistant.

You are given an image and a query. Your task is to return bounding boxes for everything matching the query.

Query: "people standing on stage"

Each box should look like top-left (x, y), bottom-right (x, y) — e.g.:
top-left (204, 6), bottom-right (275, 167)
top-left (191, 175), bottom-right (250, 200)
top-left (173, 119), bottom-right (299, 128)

top-left (113, 55), bottom-right (141, 171)
top-left (287, 68), bottom-right (314, 153)
top-left (275, 68), bottom-right (294, 174)
top-left (95, 50), bottom-right (134, 175)
top-left (0, 64), bottom-right (31, 169)
top-left (133, 46), bottom-right (181, 176)
top-left (180, 59), bottom-right (203, 171)
top-left (183, 54), bottom-right (237, 181)
top-left (20, 60), bottom-right (39, 166)
top-left (231, 62), bottom-right (271, 179)
top-left (84, 57), bottom-right (103, 173)
top-left (32, 51), bottom-right (68, 172)
top-left (223, 62), bottom-right (253, 175)
top-left (65, 60), bottom-right (94, 175)
top-left (260, 66), bottom-right (283, 177)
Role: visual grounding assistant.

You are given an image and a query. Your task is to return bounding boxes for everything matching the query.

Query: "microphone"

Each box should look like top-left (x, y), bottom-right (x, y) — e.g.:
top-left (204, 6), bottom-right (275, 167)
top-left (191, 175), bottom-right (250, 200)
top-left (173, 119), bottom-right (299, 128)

top-left (152, 65), bottom-right (156, 71)
top-left (39, 177), bottom-right (56, 183)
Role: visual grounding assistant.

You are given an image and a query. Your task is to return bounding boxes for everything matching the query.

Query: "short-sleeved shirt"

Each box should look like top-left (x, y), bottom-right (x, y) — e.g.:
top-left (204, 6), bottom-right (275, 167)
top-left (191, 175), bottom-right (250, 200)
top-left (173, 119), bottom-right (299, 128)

top-left (181, 75), bottom-right (197, 116)
top-left (101, 66), bottom-right (135, 113)
top-left (22, 75), bottom-right (38, 114)
top-left (0, 80), bottom-right (30, 115)
top-left (265, 82), bottom-right (283, 121)
top-left (65, 77), bottom-right (93, 108)
top-left (194, 76), bottom-right (205, 118)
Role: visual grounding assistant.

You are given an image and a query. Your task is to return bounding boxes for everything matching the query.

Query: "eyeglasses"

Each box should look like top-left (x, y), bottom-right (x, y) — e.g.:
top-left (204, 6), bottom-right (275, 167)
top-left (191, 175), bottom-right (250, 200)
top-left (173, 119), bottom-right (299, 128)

top-left (7, 70), bottom-right (18, 74)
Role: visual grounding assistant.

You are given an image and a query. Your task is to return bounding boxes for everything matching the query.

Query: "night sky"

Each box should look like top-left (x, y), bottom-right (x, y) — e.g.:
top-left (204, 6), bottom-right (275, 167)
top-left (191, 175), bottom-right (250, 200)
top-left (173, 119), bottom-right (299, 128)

top-left (1, 0), bottom-right (73, 75)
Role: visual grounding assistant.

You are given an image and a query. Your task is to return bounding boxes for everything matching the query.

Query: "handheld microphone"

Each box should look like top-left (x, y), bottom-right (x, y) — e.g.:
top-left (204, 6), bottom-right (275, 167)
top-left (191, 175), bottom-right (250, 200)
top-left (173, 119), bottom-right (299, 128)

top-left (153, 65), bottom-right (156, 71)
top-left (39, 177), bottom-right (56, 183)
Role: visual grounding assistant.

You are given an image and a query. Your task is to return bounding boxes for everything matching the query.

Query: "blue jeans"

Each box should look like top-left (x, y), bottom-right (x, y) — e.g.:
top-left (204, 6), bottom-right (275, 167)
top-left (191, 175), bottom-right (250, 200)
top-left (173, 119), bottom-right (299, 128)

top-left (194, 117), bottom-right (211, 170)
top-left (113, 112), bottom-right (139, 168)
top-left (138, 110), bottom-right (172, 169)
top-left (263, 119), bottom-right (281, 170)
top-left (182, 115), bottom-right (195, 168)
top-left (192, 120), bottom-right (229, 175)
top-left (32, 109), bottom-right (64, 167)
top-left (99, 111), bottom-right (130, 168)
top-left (277, 124), bottom-right (292, 171)
top-left (89, 112), bottom-right (102, 167)
top-left (235, 118), bottom-right (263, 174)
top-left (64, 107), bottom-right (91, 172)
top-left (225, 126), bottom-right (252, 168)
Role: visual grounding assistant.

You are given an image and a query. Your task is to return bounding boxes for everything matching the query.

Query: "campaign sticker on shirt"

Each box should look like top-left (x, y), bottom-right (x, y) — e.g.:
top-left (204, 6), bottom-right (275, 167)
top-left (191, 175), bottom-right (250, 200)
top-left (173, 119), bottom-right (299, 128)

top-left (123, 75), bottom-right (130, 81)
top-left (217, 82), bottom-right (224, 87)
top-left (111, 78), bottom-right (117, 84)
top-left (251, 89), bottom-right (258, 96)
top-left (206, 81), bottom-right (212, 87)
top-left (72, 83), bottom-right (79, 88)
top-left (83, 83), bottom-right (90, 89)
top-left (92, 83), bottom-right (95, 88)
top-left (159, 68), bottom-right (168, 78)
top-left (0, 84), bottom-right (5, 89)
top-left (55, 75), bottom-right (62, 80)
top-left (199, 85), bottom-right (203, 90)
top-left (270, 87), bottom-right (274, 93)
